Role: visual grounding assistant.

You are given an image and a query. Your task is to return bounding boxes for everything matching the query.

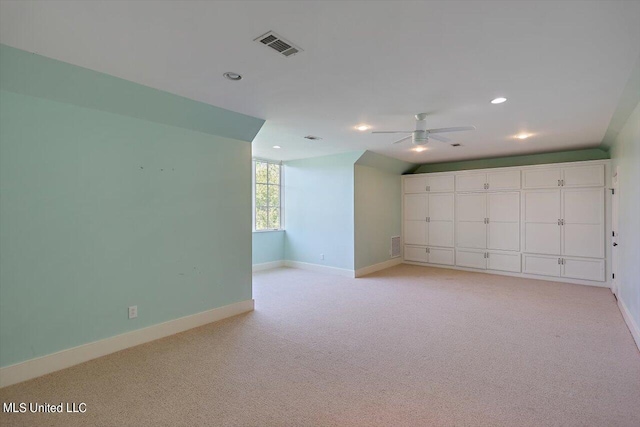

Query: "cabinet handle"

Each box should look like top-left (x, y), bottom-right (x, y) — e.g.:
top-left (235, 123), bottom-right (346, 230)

top-left (486, 252), bottom-right (489, 259)
top-left (558, 219), bottom-right (561, 226)
top-left (486, 183), bottom-right (489, 189)
top-left (561, 219), bottom-right (564, 225)
top-left (562, 258), bottom-right (565, 265)
top-left (558, 179), bottom-right (561, 187)
top-left (558, 258), bottom-right (561, 264)
top-left (561, 179), bottom-right (564, 186)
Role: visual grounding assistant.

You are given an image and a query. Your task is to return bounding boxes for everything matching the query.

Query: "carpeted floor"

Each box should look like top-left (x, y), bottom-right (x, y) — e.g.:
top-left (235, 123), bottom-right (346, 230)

top-left (1, 265), bottom-right (639, 426)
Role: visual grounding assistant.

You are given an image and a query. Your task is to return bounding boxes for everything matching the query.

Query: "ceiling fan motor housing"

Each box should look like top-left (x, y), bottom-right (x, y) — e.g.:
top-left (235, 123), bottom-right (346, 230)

top-left (413, 130), bottom-right (429, 145)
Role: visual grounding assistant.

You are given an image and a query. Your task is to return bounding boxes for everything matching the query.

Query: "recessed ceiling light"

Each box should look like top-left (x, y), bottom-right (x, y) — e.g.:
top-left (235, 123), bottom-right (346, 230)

top-left (516, 133), bottom-right (532, 140)
top-left (273, 145), bottom-right (281, 149)
top-left (355, 124), bottom-right (370, 131)
top-left (223, 72), bottom-right (242, 81)
top-left (491, 97), bottom-right (507, 104)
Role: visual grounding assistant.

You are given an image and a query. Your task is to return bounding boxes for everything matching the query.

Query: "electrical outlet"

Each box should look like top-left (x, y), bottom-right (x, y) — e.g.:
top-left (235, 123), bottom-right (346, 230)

top-left (320, 253), bottom-right (324, 260)
top-left (128, 306), bottom-right (138, 319)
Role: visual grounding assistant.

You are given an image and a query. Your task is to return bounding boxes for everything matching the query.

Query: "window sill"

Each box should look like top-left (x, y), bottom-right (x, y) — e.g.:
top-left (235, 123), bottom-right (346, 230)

top-left (252, 229), bottom-right (285, 233)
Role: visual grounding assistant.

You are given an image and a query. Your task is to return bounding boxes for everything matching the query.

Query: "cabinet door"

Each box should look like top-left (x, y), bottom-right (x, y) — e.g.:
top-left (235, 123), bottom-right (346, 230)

top-left (427, 175), bottom-right (455, 192)
top-left (523, 190), bottom-right (561, 255)
top-left (404, 176), bottom-right (428, 193)
top-left (404, 246), bottom-right (429, 263)
top-left (488, 252), bottom-right (521, 273)
top-left (522, 254), bottom-right (562, 277)
top-left (456, 193), bottom-right (487, 249)
top-left (487, 170), bottom-right (521, 190)
top-left (562, 257), bottom-right (605, 282)
top-left (428, 193), bottom-right (454, 247)
top-left (456, 173), bottom-right (487, 192)
top-left (562, 165), bottom-right (604, 188)
top-left (428, 247), bottom-right (455, 266)
top-left (487, 192), bottom-right (520, 251)
top-left (404, 221), bottom-right (428, 245)
top-left (522, 168), bottom-right (562, 189)
top-left (562, 188), bottom-right (604, 258)
top-left (404, 194), bottom-right (427, 220)
top-left (456, 249), bottom-right (487, 269)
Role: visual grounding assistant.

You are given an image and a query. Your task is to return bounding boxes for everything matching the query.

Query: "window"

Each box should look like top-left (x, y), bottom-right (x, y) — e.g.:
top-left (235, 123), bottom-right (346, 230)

top-left (253, 160), bottom-right (282, 231)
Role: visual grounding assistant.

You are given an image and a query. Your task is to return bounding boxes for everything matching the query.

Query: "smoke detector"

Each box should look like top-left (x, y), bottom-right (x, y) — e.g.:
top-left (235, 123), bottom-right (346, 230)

top-left (254, 31), bottom-right (303, 57)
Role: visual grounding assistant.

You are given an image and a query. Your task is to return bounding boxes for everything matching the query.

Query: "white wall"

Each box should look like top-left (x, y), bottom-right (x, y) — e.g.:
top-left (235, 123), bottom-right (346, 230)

top-left (610, 100), bottom-right (640, 347)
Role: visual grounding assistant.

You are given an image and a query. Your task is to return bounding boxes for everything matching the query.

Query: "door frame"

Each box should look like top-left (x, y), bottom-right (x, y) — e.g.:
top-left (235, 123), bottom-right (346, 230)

top-left (611, 166), bottom-right (620, 296)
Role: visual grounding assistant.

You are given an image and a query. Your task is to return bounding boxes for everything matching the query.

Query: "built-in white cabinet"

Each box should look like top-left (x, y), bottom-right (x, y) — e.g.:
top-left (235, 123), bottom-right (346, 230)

top-left (405, 246), bottom-right (454, 265)
top-left (523, 254), bottom-right (605, 281)
top-left (456, 170), bottom-right (520, 192)
top-left (523, 164), bottom-right (604, 189)
top-left (404, 193), bottom-right (454, 247)
top-left (522, 188), bottom-right (604, 258)
top-left (402, 160), bottom-right (607, 284)
top-left (456, 249), bottom-right (521, 273)
top-left (404, 174), bottom-right (454, 193)
top-left (456, 192), bottom-right (520, 251)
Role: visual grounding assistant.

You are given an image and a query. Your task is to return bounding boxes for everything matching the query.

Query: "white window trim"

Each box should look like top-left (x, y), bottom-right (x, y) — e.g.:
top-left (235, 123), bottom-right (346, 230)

top-left (252, 158), bottom-right (284, 232)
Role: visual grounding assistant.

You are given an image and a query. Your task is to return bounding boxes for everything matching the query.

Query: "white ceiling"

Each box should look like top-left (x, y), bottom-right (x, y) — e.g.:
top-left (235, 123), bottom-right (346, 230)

top-left (1, 1), bottom-right (639, 163)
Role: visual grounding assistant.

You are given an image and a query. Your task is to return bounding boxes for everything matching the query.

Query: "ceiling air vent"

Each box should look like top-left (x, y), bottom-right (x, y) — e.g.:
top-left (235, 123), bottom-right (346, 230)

top-left (304, 135), bottom-right (322, 141)
top-left (451, 143), bottom-right (462, 147)
top-left (254, 31), bottom-right (303, 58)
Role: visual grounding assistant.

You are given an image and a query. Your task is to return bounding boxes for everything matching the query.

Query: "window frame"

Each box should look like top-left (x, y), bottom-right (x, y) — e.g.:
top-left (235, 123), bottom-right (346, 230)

top-left (252, 158), bottom-right (284, 232)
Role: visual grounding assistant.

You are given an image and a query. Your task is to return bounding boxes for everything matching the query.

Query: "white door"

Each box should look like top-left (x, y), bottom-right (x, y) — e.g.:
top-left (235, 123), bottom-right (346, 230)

top-left (404, 176), bottom-right (428, 193)
top-left (456, 193), bottom-right (487, 248)
top-left (428, 247), bottom-right (455, 265)
top-left (428, 193), bottom-right (454, 247)
top-left (456, 249), bottom-right (487, 269)
top-left (456, 173), bottom-right (487, 192)
top-left (487, 252), bottom-right (521, 273)
top-left (562, 257), bottom-right (605, 281)
top-left (487, 192), bottom-right (520, 251)
top-left (487, 170), bottom-right (521, 190)
top-left (522, 254), bottom-right (562, 277)
top-left (404, 246), bottom-right (429, 263)
top-left (522, 168), bottom-right (562, 189)
top-left (427, 175), bottom-right (455, 192)
top-left (404, 194), bottom-right (428, 245)
top-left (523, 190), bottom-right (561, 255)
top-left (562, 165), bottom-right (604, 188)
top-left (562, 188), bottom-right (604, 258)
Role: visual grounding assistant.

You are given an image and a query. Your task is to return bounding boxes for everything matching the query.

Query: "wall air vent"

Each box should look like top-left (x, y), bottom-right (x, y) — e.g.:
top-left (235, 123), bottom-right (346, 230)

top-left (391, 236), bottom-right (401, 258)
top-left (254, 31), bottom-right (303, 58)
top-left (451, 143), bottom-right (462, 147)
top-left (304, 135), bottom-right (322, 141)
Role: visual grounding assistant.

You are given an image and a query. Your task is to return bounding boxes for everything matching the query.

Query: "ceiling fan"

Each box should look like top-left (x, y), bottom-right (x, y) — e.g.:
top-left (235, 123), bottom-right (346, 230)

top-left (372, 113), bottom-right (475, 146)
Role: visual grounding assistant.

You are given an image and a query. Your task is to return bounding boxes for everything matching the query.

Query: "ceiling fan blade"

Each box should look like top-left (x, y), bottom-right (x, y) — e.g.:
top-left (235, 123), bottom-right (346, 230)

top-left (427, 126), bottom-right (476, 134)
top-left (392, 135), bottom-right (412, 144)
top-left (429, 134), bottom-right (450, 143)
top-left (372, 131), bottom-right (414, 134)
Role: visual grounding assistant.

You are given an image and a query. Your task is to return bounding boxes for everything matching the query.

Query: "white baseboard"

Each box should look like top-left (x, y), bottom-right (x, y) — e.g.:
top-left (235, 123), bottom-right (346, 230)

top-left (0, 299), bottom-right (254, 388)
top-left (355, 258), bottom-right (402, 278)
top-left (283, 260), bottom-right (355, 278)
top-left (252, 260), bottom-right (285, 272)
top-left (617, 296), bottom-right (640, 352)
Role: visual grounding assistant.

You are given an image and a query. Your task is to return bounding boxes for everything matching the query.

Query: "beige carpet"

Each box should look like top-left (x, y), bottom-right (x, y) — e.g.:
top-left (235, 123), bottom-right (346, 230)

top-left (1, 265), bottom-right (639, 426)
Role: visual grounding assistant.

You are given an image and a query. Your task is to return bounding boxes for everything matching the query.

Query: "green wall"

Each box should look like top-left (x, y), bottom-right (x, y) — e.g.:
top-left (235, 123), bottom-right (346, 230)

top-left (252, 231), bottom-right (285, 265)
top-left (0, 45), bottom-right (264, 367)
top-left (610, 101), bottom-right (640, 340)
top-left (412, 148), bottom-right (609, 173)
top-left (284, 152), bottom-right (363, 271)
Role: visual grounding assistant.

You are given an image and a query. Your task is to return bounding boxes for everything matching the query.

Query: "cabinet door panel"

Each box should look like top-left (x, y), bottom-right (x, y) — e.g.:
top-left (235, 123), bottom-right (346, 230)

top-left (428, 175), bottom-right (455, 192)
top-left (523, 190), bottom-right (560, 222)
top-left (456, 193), bottom-right (486, 221)
top-left (487, 170), bottom-right (521, 190)
top-left (562, 258), bottom-right (605, 281)
top-left (456, 222), bottom-right (487, 249)
top-left (562, 165), bottom-right (604, 188)
top-left (488, 252), bottom-right (521, 273)
top-left (524, 223), bottom-right (560, 255)
top-left (488, 222), bottom-right (520, 251)
top-left (523, 168), bottom-right (562, 189)
top-left (456, 173), bottom-right (487, 192)
top-left (562, 188), bottom-right (604, 258)
top-left (428, 193), bottom-right (454, 220)
top-left (523, 254), bottom-right (561, 277)
top-left (404, 246), bottom-right (429, 263)
top-left (404, 194), bottom-right (427, 221)
top-left (456, 250), bottom-right (487, 269)
top-left (404, 221), bottom-right (427, 245)
top-left (428, 247), bottom-right (455, 266)
top-left (404, 176), bottom-right (428, 193)
top-left (429, 222), bottom-right (454, 247)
